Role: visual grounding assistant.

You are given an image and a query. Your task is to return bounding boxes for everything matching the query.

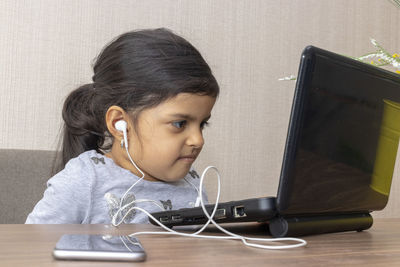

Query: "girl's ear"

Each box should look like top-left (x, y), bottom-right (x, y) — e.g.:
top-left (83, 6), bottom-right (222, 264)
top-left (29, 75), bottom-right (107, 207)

top-left (105, 105), bottom-right (129, 139)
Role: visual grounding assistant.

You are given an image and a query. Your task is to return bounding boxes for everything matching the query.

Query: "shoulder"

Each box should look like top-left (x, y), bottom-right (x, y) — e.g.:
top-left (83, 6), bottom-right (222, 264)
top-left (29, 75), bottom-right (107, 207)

top-left (48, 150), bottom-right (103, 187)
top-left (25, 151), bottom-right (103, 224)
top-left (61, 150), bottom-right (105, 175)
top-left (68, 150), bottom-right (105, 168)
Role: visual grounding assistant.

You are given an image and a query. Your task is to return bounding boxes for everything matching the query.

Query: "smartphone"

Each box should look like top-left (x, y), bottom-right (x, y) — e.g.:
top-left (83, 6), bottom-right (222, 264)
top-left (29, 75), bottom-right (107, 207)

top-left (53, 234), bottom-right (146, 262)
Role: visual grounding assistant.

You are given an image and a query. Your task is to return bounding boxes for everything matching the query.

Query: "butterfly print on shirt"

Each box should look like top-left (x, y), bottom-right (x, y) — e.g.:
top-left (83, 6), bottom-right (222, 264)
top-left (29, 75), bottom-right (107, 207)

top-left (189, 170), bottom-right (200, 179)
top-left (104, 193), bottom-right (136, 223)
top-left (91, 157), bottom-right (105, 165)
top-left (160, 199), bottom-right (172, 210)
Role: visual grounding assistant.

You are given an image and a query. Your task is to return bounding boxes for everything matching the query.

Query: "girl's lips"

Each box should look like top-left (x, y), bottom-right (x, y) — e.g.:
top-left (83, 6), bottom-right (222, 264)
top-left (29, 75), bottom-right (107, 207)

top-left (178, 156), bottom-right (197, 163)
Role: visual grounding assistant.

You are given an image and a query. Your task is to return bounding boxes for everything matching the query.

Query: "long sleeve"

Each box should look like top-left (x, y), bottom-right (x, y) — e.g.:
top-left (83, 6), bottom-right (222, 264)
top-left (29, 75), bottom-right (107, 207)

top-left (25, 157), bottom-right (93, 224)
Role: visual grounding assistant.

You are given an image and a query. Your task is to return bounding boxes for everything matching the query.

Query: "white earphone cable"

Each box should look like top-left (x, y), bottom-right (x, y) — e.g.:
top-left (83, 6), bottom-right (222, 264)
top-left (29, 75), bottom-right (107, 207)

top-left (118, 165), bottom-right (307, 249)
top-left (113, 134), bottom-right (146, 225)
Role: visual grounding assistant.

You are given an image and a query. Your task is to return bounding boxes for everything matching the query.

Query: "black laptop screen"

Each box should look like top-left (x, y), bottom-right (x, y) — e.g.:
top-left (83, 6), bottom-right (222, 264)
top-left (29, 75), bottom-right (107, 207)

top-left (278, 47), bottom-right (400, 216)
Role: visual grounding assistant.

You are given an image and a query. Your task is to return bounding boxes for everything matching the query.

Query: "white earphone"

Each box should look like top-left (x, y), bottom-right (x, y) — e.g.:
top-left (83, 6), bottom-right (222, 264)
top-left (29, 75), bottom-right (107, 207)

top-left (115, 120), bottom-right (128, 150)
top-left (114, 119), bottom-right (144, 177)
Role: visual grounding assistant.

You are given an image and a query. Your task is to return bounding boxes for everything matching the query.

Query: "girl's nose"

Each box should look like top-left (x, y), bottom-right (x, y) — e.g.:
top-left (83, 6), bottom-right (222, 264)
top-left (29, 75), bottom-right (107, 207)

top-left (186, 128), bottom-right (204, 148)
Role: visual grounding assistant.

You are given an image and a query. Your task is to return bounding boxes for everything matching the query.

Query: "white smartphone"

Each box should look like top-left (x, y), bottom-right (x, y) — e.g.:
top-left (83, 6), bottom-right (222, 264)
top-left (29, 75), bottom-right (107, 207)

top-left (53, 234), bottom-right (146, 262)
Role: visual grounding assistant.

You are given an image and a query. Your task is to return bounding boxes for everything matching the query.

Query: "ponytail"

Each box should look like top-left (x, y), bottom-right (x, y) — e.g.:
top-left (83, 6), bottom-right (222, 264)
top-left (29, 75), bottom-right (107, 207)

top-left (53, 83), bottom-right (108, 174)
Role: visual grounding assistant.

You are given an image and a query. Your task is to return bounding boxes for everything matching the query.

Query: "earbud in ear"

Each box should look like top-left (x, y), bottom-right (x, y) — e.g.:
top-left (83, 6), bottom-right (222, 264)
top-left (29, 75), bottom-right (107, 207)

top-left (115, 120), bottom-right (128, 150)
top-left (115, 120), bottom-right (127, 132)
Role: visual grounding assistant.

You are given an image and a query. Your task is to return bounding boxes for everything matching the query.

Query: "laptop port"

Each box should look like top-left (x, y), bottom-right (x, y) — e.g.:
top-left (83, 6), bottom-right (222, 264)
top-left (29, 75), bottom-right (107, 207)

top-left (214, 208), bottom-right (227, 219)
top-left (171, 215), bottom-right (183, 222)
top-left (233, 206), bottom-right (247, 218)
top-left (159, 216), bottom-right (169, 223)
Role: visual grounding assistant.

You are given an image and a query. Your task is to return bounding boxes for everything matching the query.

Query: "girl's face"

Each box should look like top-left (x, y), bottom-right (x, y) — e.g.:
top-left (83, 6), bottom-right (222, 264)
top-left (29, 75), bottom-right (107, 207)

top-left (123, 93), bottom-right (216, 182)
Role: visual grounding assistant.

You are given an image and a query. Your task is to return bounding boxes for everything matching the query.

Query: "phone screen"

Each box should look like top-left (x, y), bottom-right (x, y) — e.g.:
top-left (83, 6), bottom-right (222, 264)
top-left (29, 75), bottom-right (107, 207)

top-left (53, 234), bottom-right (146, 262)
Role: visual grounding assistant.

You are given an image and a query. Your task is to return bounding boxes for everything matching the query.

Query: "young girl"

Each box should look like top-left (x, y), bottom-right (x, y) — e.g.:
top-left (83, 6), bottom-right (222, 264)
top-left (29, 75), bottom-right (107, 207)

top-left (26, 28), bottom-right (219, 224)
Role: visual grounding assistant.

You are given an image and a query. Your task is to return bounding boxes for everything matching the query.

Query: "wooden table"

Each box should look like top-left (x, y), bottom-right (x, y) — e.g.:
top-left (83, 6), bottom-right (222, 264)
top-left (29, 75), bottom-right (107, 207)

top-left (1, 219), bottom-right (400, 266)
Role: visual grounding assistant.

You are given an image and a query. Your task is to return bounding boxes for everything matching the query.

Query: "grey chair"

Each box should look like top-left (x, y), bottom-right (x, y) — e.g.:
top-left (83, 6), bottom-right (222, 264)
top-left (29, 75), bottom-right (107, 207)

top-left (0, 149), bottom-right (57, 223)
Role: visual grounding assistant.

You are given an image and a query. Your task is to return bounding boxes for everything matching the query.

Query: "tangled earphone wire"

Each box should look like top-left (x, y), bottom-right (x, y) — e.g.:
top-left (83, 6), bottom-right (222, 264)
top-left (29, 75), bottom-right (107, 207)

top-left (112, 120), bottom-right (307, 249)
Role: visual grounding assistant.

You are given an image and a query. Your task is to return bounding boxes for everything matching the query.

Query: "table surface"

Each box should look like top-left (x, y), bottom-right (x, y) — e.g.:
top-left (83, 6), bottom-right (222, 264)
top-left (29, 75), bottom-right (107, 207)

top-left (1, 219), bottom-right (400, 266)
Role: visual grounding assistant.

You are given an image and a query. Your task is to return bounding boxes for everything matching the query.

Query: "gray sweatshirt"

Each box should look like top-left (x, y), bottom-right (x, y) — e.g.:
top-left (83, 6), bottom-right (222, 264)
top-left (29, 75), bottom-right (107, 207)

top-left (25, 150), bottom-right (206, 224)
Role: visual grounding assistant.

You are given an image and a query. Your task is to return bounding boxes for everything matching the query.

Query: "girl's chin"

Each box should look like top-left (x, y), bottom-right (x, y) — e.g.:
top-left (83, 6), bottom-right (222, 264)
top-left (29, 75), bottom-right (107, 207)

top-left (144, 171), bottom-right (190, 182)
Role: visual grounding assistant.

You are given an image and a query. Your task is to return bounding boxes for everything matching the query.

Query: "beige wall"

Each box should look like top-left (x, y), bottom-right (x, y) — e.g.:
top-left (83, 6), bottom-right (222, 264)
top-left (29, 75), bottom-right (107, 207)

top-left (0, 0), bottom-right (399, 218)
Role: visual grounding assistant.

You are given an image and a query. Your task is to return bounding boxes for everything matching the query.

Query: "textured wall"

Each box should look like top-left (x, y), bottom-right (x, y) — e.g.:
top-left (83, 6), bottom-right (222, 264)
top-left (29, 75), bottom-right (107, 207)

top-left (0, 0), bottom-right (399, 217)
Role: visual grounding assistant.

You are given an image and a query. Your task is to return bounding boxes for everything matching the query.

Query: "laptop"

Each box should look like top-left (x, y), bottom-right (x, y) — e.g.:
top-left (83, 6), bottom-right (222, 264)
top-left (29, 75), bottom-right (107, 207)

top-left (150, 46), bottom-right (400, 236)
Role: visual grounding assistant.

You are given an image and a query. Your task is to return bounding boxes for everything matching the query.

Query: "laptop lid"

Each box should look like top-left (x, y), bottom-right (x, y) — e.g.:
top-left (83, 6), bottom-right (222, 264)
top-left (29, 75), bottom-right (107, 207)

top-left (277, 46), bottom-right (400, 217)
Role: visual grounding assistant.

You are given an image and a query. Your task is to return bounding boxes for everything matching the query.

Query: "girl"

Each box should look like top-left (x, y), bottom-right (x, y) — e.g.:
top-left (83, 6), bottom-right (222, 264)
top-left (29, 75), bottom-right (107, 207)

top-left (26, 28), bottom-right (219, 224)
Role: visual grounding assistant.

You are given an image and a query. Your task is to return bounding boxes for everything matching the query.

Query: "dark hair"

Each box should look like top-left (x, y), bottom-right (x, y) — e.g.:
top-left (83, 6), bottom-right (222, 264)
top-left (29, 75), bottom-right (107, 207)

top-left (54, 28), bottom-right (219, 173)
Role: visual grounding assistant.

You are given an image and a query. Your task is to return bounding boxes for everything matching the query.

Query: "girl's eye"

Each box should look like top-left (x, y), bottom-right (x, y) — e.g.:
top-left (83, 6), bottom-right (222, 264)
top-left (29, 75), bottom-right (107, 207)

top-left (172, 120), bottom-right (187, 129)
top-left (200, 121), bottom-right (209, 129)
